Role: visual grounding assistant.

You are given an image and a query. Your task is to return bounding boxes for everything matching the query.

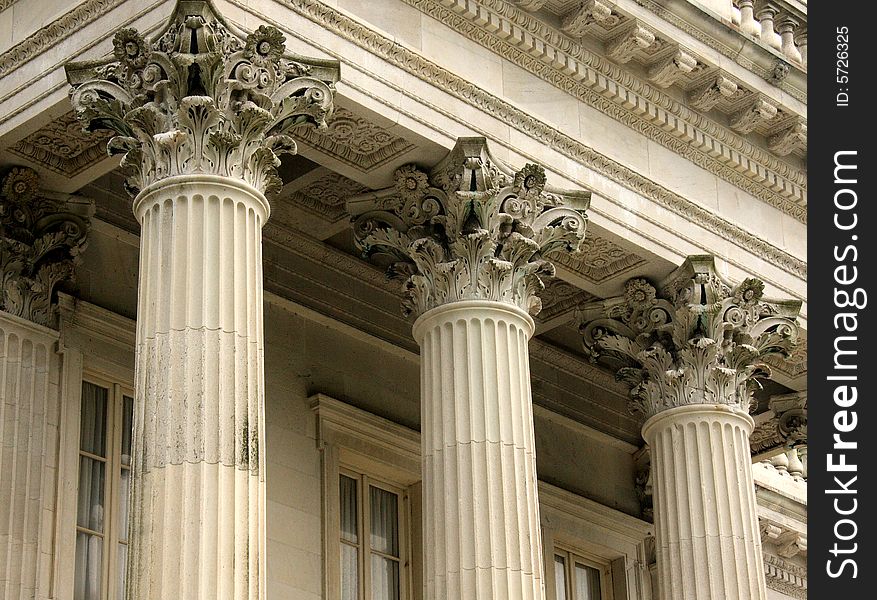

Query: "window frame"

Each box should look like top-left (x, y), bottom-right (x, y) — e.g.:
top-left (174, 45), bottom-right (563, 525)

top-left (74, 373), bottom-right (134, 600)
top-left (312, 394), bottom-right (423, 600)
top-left (552, 544), bottom-right (613, 600)
top-left (338, 467), bottom-right (411, 600)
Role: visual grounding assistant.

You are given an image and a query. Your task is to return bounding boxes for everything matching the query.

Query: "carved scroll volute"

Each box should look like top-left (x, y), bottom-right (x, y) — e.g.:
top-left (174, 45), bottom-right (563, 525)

top-left (65, 0), bottom-right (339, 197)
top-left (578, 255), bottom-right (801, 420)
top-left (347, 137), bottom-right (590, 319)
top-left (0, 167), bottom-right (92, 328)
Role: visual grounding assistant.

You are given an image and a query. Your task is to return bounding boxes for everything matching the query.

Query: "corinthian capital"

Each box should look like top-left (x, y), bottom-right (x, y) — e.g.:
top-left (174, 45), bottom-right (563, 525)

top-left (65, 0), bottom-right (339, 197)
top-left (578, 255), bottom-right (801, 419)
top-left (0, 167), bottom-right (92, 328)
top-left (348, 137), bottom-right (589, 318)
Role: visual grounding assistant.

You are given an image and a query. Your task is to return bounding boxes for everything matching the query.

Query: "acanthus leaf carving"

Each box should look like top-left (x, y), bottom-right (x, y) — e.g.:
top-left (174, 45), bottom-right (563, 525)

top-left (646, 48), bottom-right (698, 88)
top-left (688, 75), bottom-right (739, 112)
top-left (0, 167), bottom-right (91, 329)
top-left (348, 137), bottom-right (589, 319)
top-left (65, 0), bottom-right (339, 197)
top-left (560, 0), bottom-right (613, 37)
top-left (730, 97), bottom-right (778, 134)
top-left (578, 255), bottom-right (801, 420)
top-left (606, 24), bottom-right (657, 63)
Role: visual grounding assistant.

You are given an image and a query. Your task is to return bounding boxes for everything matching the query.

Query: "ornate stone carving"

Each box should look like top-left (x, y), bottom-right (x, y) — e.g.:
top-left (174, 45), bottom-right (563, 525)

top-left (285, 171), bottom-right (369, 222)
top-left (225, 0), bottom-right (808, 279)
top-left (9, 112), bottom-right (113, 177)
top-left (763, 554), bottom-right (807, 600)
top-left (65, 0), bottom-right (339, 197)
top-left (578, 255), bottom-right (800, 419)
top-left (348, 137), bottom-right (589, 318)
top-left (396, 0), bottom-right (806, 220)
top-left (760, 518), bottom-right (807, 559)
top-left (730, 96), bottom-right (778, 134)
top-left (770, 59), bottom-right (791, 83)
top-left (606, 25), bottom-right (657, 63)
top-left (0, 167), bottom-right (91, 328)
top-left (560, 0), bottom-right (613, 37)
top-left (764, 332), bottom-right (806, 378)
top-left (688, 75), bottom-right (738, 112)
top-left (510, 0), bottom-right (547, 10)
top-left (768, 119), bottom-right (807, 155)
top-left (553, 234), bottom-right (645, 283)
top-left (538, 279), bottom-right (594, 322)
top-left (751, 392), bottom-right (807, 454)
top-left (647, 48), bottom-right (698, 88)
top-left (294, 106), bottom-right (415, 171)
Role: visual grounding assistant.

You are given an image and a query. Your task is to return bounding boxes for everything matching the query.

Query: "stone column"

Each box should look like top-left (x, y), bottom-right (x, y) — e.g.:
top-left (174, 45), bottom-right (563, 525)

top-left (349, 138), bottom-right (589, 600)
top-left (66, 3), bottom-right (338, 599)
top-left (0, 167), bottom-right (91, 599)
top-left (579, 256), bottom-right (800, 600)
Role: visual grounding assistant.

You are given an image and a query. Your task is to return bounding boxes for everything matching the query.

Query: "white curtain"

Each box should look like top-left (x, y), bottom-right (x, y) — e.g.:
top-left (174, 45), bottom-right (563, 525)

top-left (75, 382), bottom-right (107, 600)
top-left (340, 475), bottom-right (359, 600)
top-left (369, 486), bottom-right (399, 600)
top-left (555, 555), bottom-right (568, 600)
top-left (574, 563), bottom-right (601, 600)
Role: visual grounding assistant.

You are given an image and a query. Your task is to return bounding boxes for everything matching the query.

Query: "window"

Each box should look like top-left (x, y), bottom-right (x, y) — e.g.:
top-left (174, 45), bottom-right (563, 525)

top-left (339, 471), bottom-right (406, 600)
top-left (74, 379), bottom-right (134, 600)
top-left (312, 394), bottom-right (422, 600)
top-left (553, 548), bottom-right (610, 600)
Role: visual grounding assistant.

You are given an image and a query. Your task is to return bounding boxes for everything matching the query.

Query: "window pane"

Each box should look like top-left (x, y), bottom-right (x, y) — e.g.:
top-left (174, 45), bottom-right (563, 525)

top-left (369, 486), bottom-right (398, 557)
top-left (117, 542), bottom-right (128, 600)
top-left (341, 543), bottom-right (359, 600)
top-left (121, 395), bottom-right (134, 465)
top-left (80, 382), bottom-right (108, 456)
top-left (340, 475), bottom-right (358, 544)
top-left (574, 563), bottom-right (601, 600)
top-left (77, 456), bottom-right (105, 532)
top-left (74, 531), bottom-right (103, 600)
top-left (554, 555), bottom-right (567, 600)
top-left (118, 468), bottom-right (130, 542)
top-left (371, 555), bottom-right (400, 600)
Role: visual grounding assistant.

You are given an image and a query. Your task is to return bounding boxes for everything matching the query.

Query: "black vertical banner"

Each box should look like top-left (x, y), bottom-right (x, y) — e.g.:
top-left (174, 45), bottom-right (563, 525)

top-left (808, 2), bottom-right (874, 596)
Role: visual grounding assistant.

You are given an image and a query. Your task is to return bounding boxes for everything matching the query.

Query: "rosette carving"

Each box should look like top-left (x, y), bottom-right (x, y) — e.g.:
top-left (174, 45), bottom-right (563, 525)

top-left (348, 137), bottom-right (589, 318)
top-left (0, 167), bottom-right (91, 328)
top-left (578, 255), bottom-right (801, 419)
top-left (65, 0), bottom-right (339, 197)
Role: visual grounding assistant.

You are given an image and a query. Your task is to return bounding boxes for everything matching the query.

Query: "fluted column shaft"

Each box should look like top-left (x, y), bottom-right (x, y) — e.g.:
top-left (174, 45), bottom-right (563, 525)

top-left (642, 405), bottom-right (766, 600)
top-left (0, 313), bottom-right (61, 600)
top-left (413, 301), bottom-right (544, 600)
top-left (128, 175), bottom-right (267, 600)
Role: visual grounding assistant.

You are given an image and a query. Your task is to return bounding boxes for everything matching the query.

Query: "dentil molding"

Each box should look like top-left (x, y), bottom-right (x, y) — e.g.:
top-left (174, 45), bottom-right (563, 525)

top-left (260, 0), bottom-right (806, 281)
top-left (404, 0), bottom-right (806, 220)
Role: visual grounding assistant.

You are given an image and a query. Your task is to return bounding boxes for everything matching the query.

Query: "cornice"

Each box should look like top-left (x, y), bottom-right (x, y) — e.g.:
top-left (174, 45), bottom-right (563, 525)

top-left (763, 553), bottom-right (807, 599)
top-left (1, 0), bottom-right (804, 225)
top-left (0, 0), bottom-right (806, 283)
top-left (0, 0), bottom-right (124, 81)
top-left (261, 0), bottom-right (805, 281)
top-left (400, 0), bottom-right (806, 221)
top-left (0, 0), bottom-right (19, 14)
top-left (631, 0), bottom-right (806, 100)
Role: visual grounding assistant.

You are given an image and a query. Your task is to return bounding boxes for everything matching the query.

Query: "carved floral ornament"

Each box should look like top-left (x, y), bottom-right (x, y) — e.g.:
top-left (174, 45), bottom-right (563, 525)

top-left (578, 256), bottom-right (801, 420)
top-left (65, 0), bottom-right (339, 197)
top-left (0, 167), bottom-right (91, 329)
top-left (347, 137), bottom-right (589, 319)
